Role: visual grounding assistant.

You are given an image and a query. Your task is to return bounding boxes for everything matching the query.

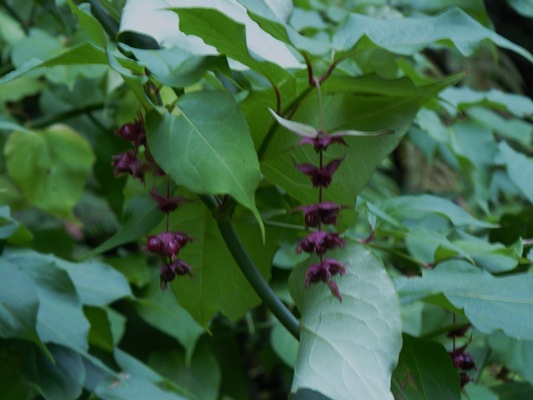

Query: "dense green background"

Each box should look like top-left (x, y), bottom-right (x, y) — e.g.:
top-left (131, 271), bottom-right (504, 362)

top-left (1, 1), bottom-right (533, 399)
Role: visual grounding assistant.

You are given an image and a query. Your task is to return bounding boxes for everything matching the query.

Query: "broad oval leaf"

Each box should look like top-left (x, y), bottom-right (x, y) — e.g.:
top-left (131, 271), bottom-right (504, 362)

top-left (4, 125), bottom-right (95, 220)
top-left (396, 260), bottom-right (533, 340)
top-left (145, 91), bottom-right (262, 224)
top-left (289, 242), bottom-right (402, 400)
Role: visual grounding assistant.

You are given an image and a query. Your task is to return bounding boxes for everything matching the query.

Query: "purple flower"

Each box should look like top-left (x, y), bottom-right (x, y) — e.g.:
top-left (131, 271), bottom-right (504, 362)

top-left (111, 150), bottom-right (146, 181)
top-left (305, 259), bottom-right (346, 301)
top-left (296, 231), bottom-right (345, 255)
top-left (150, 186), bottom-right (187, 213)
top-left (160, 259), bottom-right (193, 290)
top-left (115, 121), bottom-right (146, 148)
top-left (297, 202), bottom-right (346, 227)
top-left (296, 159), bottom-right (343, 188)
top-left (297, 131), bottom-right (347, 152)
top-left (144, 231), bottom-right (192, 259)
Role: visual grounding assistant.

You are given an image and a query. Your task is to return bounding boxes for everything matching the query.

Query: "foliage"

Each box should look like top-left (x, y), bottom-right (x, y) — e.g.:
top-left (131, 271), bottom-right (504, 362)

top-left (1, 0), bottom-right (533, 399)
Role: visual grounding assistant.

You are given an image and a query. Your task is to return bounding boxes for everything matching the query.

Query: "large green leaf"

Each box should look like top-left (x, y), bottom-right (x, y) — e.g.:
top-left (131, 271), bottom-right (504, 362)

top-left (396, 260), bottom-right (533, 340)
top-left (392, 335), bottom-right (460, 400)
top-left (168, 202), bottom-right (273, 328)
top-left (289, 242), bottom-right (402, 400)
top-left (491, 383), bottom-right (533, 400)
top-left (333, 7), bottom-right (533, 63)
top-left (4, 125), bottom-right (95, 220)
top-left (261, 74), bottom-right (462, 205)
top-left (145, 91), bottom-right (262, 225)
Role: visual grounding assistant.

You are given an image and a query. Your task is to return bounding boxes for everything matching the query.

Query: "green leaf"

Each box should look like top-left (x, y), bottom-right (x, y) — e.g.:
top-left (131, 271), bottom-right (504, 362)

top-left (169, 202), bottom-right (272, 329)
top-left (0, 260), bottom-right (44, 350)
top-left (391, 335), bottom-right (460, 400)
top-left (440, 87), bottom-right (533, 118)
top-left (380, 194), bottom-right (496, 229)
top-left (499, 141), bottom-right (533, 205)
top-left (126, 46), bottom-right (226, 88)
top-left (4, 125), bottom-right (95, 220)
top-left (95, 349), bottom-right (189, 399)
top-left (148, 346), bottom-right (221, 400)
top-left (450, 239), bottom-right (520, 273)
top-left (239, 0), bottom-right (330, 56)
top-left (171, 7), bottom-right (296, 83)
top-left (508, 0), bottom-right (533, 17)
top-left (0, 205), bottom-right (32, 244)
top-left (261, 74), bottom-right (462, 205)
top-left (5, 252), bottom-right (90, 352)
top-left (22, 344), bottom-right (85, 400)
top-left (333, 7), bottom-right (533, 63)
top-left (145, 92), bottom-right (262, 226)
top-left (135, 271), bottom-right (204, 363)
top-left (85, 306), bottom-right (117, 352)
top-left (289, 242), bottom-right (402, 400)
top-left (396, 260), bottom-right (533, 340)
top-left (0, 41), bottom-right (108, 85)
top-left (84, 195), bottom-right (164, 257)
top-left (67, 0), bottom-right (108, 48)
top-left (488, 332), bottom-right (533, 385)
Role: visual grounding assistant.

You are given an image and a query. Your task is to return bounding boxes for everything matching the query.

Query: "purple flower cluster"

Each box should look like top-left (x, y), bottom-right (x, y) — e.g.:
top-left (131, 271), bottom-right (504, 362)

top-left (290, 125), bottom-right (350, 301)
top-left (112, 120), bottom-right (193, 290)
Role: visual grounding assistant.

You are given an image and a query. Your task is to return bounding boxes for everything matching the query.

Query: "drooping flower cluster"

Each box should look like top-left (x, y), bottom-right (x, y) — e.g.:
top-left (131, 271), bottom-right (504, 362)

top-left (112, 119), bottom-right (193, 289)
top-left (270, 108), bottom-right (392, 301)
top-left (291, 128), bottom-right (349, 301)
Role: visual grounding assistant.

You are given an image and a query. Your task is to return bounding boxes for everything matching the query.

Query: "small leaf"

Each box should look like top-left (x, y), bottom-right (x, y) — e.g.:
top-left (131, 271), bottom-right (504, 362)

top-left (392, 335), bottom-right (460, 400)
top-left (488, 332), bottom-right (533, 385)
top-left (269, 109), bottom-right (319, 138)
top-left (83, 195), bottom-right (164, 258)
top-left (271, 323), bottom-right (298, 368)
top-left (396, 260), bottom-right (533, 340)
top-left (289, 242), bottom-right (402, 400)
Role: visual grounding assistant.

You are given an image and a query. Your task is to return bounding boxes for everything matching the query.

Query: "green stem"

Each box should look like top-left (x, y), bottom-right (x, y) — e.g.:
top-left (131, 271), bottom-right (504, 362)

top-left (201, 195), bottom-right (300, 340)
top-left (217, 214), bottom-right (300, 340)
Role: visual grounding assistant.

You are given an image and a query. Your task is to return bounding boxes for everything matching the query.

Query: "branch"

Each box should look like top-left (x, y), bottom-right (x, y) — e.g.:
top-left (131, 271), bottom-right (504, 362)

top-left (201, 195), bottom-right (300, 340)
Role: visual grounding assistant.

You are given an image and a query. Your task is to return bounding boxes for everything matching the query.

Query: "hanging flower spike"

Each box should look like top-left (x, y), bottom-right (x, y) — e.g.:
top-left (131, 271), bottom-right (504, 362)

top-left (296, 231), bottom-right (345, 255)
top-left (305, 259), bottom-right (346, 301)
top-left (150, 186), bottom-right (188, 213)
top-left (296, 158), bottom-right (343, 188)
